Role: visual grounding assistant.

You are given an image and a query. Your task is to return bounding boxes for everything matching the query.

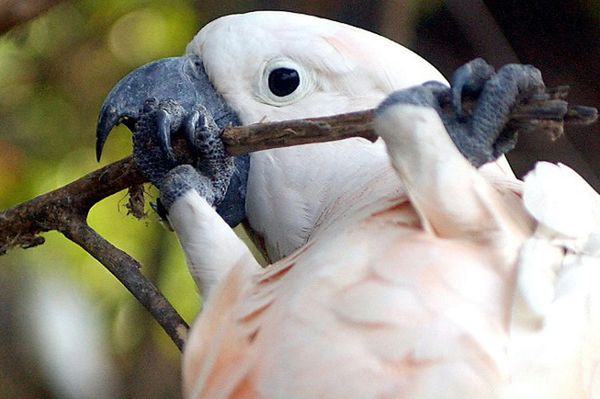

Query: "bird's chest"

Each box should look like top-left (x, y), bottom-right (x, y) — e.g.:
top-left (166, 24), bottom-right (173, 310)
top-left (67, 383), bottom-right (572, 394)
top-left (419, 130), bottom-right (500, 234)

top-left (244, 139), bottom-right (399, 261)
top-left (241, 202), bottom-right (515, 398)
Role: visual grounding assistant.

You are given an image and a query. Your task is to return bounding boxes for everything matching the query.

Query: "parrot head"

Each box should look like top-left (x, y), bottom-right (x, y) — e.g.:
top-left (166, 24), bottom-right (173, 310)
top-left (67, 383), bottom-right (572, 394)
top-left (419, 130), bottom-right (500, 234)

top-left (96, 11), bottom-right (447, 158)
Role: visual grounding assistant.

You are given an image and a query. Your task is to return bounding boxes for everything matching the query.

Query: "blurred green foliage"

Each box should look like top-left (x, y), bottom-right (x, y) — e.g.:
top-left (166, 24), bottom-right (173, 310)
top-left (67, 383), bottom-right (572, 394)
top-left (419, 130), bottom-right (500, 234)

top-left (0, 0), bottom-right (210, 395)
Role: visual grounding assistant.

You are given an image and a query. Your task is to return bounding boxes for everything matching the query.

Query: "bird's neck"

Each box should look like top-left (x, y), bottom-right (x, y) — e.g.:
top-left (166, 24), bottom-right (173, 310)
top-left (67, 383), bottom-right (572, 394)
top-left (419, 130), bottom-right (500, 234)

top-left (245, 139), bottom-right (405, 262)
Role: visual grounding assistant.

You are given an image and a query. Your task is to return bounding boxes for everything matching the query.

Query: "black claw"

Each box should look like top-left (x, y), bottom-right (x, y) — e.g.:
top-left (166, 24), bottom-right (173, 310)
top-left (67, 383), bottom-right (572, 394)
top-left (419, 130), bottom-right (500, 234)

top-left (184, 110), bottom-right (201, 151)
top-left (157, 109), bottom-right (176, 163)
top-left (450, 58), bottom-right (495, 119)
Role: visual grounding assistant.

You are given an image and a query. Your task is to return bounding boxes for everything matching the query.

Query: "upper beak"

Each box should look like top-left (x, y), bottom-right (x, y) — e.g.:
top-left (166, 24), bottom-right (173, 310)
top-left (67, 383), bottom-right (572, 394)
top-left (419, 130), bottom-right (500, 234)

top-left (96, 55), bottom-right (238, 161)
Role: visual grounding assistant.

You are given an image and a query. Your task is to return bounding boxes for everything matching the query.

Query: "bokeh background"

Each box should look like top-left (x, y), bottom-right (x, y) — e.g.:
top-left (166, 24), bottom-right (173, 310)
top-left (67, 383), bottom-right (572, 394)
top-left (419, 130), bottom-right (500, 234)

top-left (0, 1), bottom-right (598, 397)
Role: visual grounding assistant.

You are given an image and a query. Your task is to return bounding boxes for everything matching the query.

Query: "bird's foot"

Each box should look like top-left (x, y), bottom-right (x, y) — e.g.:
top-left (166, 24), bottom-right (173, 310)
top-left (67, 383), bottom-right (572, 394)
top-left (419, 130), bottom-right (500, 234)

top-left (133, 98), bottom-right (234, 210)
top-left (380, 58), bottom-right (546, 167)
top-left (447, 58), bottom-right (545, 166)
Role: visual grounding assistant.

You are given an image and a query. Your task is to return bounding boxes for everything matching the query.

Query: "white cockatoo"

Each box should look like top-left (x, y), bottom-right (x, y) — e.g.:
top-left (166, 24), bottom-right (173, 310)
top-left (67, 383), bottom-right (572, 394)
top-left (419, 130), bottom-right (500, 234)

top-left (96, 11), bottom-right (600, 399)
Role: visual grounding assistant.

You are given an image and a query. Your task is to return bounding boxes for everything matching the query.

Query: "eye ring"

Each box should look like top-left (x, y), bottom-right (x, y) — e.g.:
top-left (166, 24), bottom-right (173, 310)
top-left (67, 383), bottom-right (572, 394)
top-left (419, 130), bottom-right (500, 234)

top-left (256, 58), bottom-right (313, 106)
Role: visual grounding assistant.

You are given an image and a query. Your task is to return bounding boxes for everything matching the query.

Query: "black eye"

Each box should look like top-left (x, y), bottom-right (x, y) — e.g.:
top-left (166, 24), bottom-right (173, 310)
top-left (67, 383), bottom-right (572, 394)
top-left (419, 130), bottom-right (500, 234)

top-left (268, 67), bottom-right (300, 97)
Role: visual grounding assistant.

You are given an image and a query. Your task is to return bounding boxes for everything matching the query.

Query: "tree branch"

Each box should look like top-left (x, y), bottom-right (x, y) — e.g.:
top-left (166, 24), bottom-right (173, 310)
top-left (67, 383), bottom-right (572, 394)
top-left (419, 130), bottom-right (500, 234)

top-left (0, 87), bottom-right (596, 350)
top-left (64, 221), bottom-right (189, 350)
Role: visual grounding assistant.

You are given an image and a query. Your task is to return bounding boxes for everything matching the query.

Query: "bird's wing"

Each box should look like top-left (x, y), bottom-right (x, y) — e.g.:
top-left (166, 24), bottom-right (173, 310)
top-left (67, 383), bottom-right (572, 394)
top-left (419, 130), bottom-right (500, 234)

top-left (506, 161), bottom-right (600, 398)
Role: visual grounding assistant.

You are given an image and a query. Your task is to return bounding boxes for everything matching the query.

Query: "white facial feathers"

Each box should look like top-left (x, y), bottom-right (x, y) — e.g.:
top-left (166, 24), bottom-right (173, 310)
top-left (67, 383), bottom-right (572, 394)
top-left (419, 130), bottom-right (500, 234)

top-left (186, 11), bottom-right (448, 124)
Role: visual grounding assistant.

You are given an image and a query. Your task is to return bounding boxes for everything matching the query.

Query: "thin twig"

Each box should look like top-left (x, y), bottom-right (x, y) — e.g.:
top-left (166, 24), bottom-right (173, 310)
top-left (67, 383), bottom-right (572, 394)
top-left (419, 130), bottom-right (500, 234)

top-left (221, 109), bottom-right (377, 155)
top-left (64, 220), bottom-right (188, 350)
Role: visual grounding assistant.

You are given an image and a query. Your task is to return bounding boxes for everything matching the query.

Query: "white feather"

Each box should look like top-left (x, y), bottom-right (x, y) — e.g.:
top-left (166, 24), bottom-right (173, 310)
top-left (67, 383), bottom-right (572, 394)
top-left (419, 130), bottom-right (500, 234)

top-left (515, 162), bottom-right (600, 321)
top-left (523, 162), bottom-right (600, 243)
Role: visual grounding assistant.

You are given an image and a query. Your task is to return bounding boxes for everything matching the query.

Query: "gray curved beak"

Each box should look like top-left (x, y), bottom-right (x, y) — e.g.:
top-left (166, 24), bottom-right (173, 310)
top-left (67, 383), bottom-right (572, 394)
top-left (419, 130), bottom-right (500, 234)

top-left (96, 55), bottom-right (238, 161)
